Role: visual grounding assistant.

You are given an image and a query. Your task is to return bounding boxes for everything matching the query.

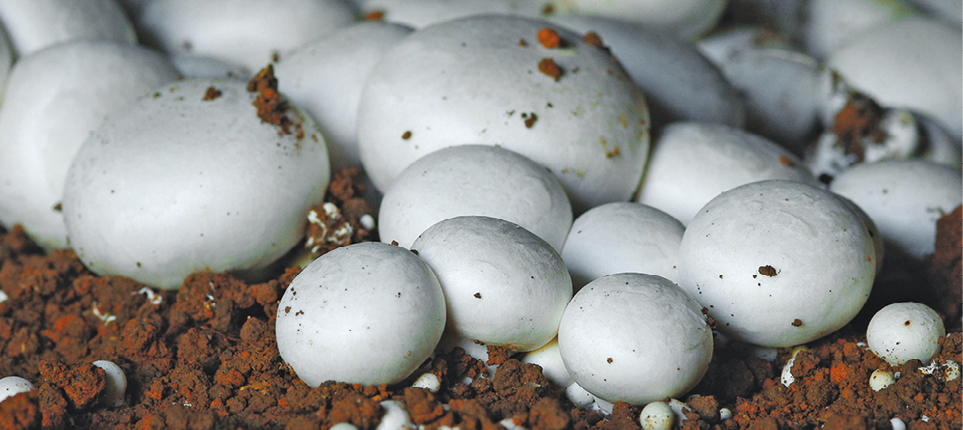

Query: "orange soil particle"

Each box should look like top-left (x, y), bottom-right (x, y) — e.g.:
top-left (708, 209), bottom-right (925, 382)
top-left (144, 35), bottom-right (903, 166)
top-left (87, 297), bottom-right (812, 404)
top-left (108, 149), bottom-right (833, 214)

top-left (582, 32), bottom-right (603, 48)
top-left (538, 58), bottom-right (563, 81)
top-left (246, 65), bottom-right (298, 137)
top-left (830, 92), bottom-right (886, 159)
top-left (537, 28), bottom-right (561, 49)
top-left (202, 86), bottom-right (221, 101)
top-left (362, 10), bottom-right (384, 21)
top-left (777, 155), bottom-right (795, 167)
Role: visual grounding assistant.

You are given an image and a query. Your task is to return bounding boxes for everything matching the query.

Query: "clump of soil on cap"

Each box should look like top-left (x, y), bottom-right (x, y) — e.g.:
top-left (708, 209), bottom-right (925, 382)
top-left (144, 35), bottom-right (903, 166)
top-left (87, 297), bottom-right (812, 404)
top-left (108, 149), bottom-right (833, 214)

top-left (0, 170), bottom-right (959, 429)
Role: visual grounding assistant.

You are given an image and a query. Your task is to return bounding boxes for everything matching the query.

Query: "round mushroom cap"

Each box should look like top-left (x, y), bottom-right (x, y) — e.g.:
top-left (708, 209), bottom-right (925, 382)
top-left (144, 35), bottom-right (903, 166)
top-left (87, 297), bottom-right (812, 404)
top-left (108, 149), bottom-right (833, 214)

top-left (0, 0), bottom-right (136, 56)
top-left (356, 0), bottom-right (544, 28)
top-left (0, 41), bottom-right (179, 250)
top-left (275, 242), bottom-right (447, 386)
top-left (866, 302), bottom-right (945, 366)
top-left (548, 14), bottom-right (745, 132)
top-left (0, 376), bottom-right (33, 404)
top-left (829, 160), bottom-right (963, 261)
top-left (636, 122), bottom-right (818, 226)
top-left (557, 273), bottom-right (712, 405)
top-left (679, 180), bottom-right (876, 347)
top-left (411, 216), bottom-right (573, 352)
top-left (275, 21), bottom-right (414, 172)
top-left (827, 18), bottom-right (962, 137)
top-left (138, 0), bottom-right (358, 75)
top-left (63, 78), bottom-right (330, 289)
top-left (357, 14), bottom-right (651, 213)
top-left (547, 0), bottom-right (727, 41)
top-left (379, 145), bottom-right (572, 251)
top-left (561, 202), bottom-right (684, 290)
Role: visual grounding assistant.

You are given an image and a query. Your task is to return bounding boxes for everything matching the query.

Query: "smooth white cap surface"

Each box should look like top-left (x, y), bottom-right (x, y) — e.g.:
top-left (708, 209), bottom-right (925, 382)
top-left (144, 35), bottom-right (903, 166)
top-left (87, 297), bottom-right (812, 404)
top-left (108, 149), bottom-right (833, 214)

top-left (276, 242), bottom-right (447, 386)
top-left (357, 15), bottom-right (650, 213)
top-left (548, 0), bottom-right (727, 41)
top-left (379, 145), bottom-right (572, 251)
top-left (829, 160), bottom-right (962, 261)
top-left (639, 401), bottom-right (674, 430)
top-left (0, 41), bottom-right (179, 249)
top-left (92, 360), bottom-right (127, 407)
top-left (412, 216), bottom-right (572, 352)
top-left (637, 122), bottom-right (818, 225)
top-left (0, 376), bottom-right (33, 404)
top-left (867, 302), bottom-right (945, 366)
top-left (63, 79), bottom-right (329, 289)
top-left (558, 273), bottom-right (712, 405)
top-left (679, 180), bottom-right (876, 347)
top-left (561, 202), bottom-right (683, 289)
top-left (0, 0), bottom-right (136, 56)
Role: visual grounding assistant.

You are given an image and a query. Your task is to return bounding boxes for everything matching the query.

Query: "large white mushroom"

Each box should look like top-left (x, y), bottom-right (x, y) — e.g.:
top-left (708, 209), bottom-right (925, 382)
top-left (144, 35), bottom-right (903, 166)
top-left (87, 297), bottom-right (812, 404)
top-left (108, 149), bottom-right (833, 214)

top-left (679, 180), bottom-right (876, 347)
top-left (275, 21), bottom-right (414, 173)
top-left (378, 145), bottom-right (572, 251)
top-left (548, 14), bottom-right (745, 132)
top-left (636, 122), bottom-right (819, 225)
top-left (356, 14), bottom-right (651, 213)
top-left (63, 77), bottom-right (330, 289)
top-left (557, 273), bottom-right (712, 405)
top-left (829, 160), bottom-right (963, 261)
top-left (411, 216), bottom-right (572, 353)
top-left (138, 0), bottom-right (358, 75)
top-left (0, 0), bottom-right (136, 56)
top-left (561, 202), bottom-right (684, 289)
top-left (275, 242), bottom-right (447, 386)
top-left (827, 18), bottom-right (962, 137)
top-left (0, 41), bottom-right (179, 249)
top-left (546, 0), bottom-right (727, 41)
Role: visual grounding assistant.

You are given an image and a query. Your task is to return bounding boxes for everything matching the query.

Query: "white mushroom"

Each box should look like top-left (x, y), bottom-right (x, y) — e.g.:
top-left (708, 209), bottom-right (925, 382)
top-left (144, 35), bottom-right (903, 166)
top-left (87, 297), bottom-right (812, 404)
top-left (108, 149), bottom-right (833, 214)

top-left (0, 41), bottom-right (179, 249)
top-left (829, 160), bottom-right (962, 261)
top-left (869, 369), bottom-right (896, 391)
top-left (379, 145), bottom-right (572, 251)
top-left (802, 0), bottom-right (921, 61)
top-left (63, 78), bottom-right (329, 289)
top-left (355, 0), bottom-right (544, 28)
top-left (558, 273), bottom-right (712, 405)
top-left (275, 242), bottom-right (447, 386)
top-left (636, 122), bottom-right (818, 226)
top-left (138, 0), bottom-right (358, 75)
top-left (356, 15), bottom-right (650, 213)
top-left (867, 302), bottom-right (945, 366)
top-left (92, 360), bottom-right (127, 407)
top-left (0, 376), bottom-right (33, 404)
top-left (548, 15), bottom-right (745, 131)
top-left (639, 401), bottom-right (674, 430)
top-left (0, 0), bottom-right (136, 56)
top-left (411, 216), bottom-right (572, 352)
top-left (827, 18), bottom-right (962, 137)
top-left (561, 202), bottom-right (684, 290)
top-left (546, 0), bottom-right (727, 41)
top-left (679, 180), bottom-right (876, 347)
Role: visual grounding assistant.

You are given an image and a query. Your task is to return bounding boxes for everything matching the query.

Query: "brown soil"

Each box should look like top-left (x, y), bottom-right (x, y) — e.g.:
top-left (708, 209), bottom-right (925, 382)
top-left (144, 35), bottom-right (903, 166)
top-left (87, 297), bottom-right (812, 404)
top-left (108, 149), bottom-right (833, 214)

top-left (0, 172), bottom-right (959, 429)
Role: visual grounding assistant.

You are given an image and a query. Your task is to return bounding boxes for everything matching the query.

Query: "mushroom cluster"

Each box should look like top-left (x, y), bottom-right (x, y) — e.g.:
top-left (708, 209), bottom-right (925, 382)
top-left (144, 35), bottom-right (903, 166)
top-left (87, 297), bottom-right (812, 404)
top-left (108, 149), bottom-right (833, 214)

top-left (0, 0), bottom-right (959, 427)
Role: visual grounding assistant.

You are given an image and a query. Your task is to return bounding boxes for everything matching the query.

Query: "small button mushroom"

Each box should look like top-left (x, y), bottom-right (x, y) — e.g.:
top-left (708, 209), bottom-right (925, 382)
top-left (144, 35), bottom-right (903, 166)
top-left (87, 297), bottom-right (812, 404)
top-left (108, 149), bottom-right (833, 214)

top-left (93, 360), bottom-right (127, 407)
top-left (558, 273), bottom-right (712, 405)
top-left (866, 302), bottom-right (945, 366)
top-left (411, 373), bottom-right (441, 393)
top-left (412, 216), bottom-right (572, 352)
top-left (869, 369), bottom-right (896, 391)
top-left (376, 400), bottom-right (413, 430)
top-left (0, 0), bottom-right (136, 56)
top-left (275, 242), bottom-right (447, 386)
top-left (679, 180), bottom-right (876, 347)
top-left (829, 160), bottom-right (962, 262)
top-left (138, 0), bottom-right (358, 75)
top-left (548, 15), bottom-right (745, 131)
top-left (639, 401), bottom-right (674, 430)
top-left (561, 202), bottom-right (684, 290)
top-left (636, 122), bottom-right (818, 226)
top-left (827, 18), bottom-right (962, 137)
top-left (564, 381), bottom-right (596, 409)
top-left (0, 41), bottom-right (179, 250)
top-left (357, 15), bottom-right (650, 213)
top-left (63, 77), bottom-right (330, 289)
top-left (0, 376), bottom-right (33, 403)
top-left (379, 145), bottom-right (572, 251)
